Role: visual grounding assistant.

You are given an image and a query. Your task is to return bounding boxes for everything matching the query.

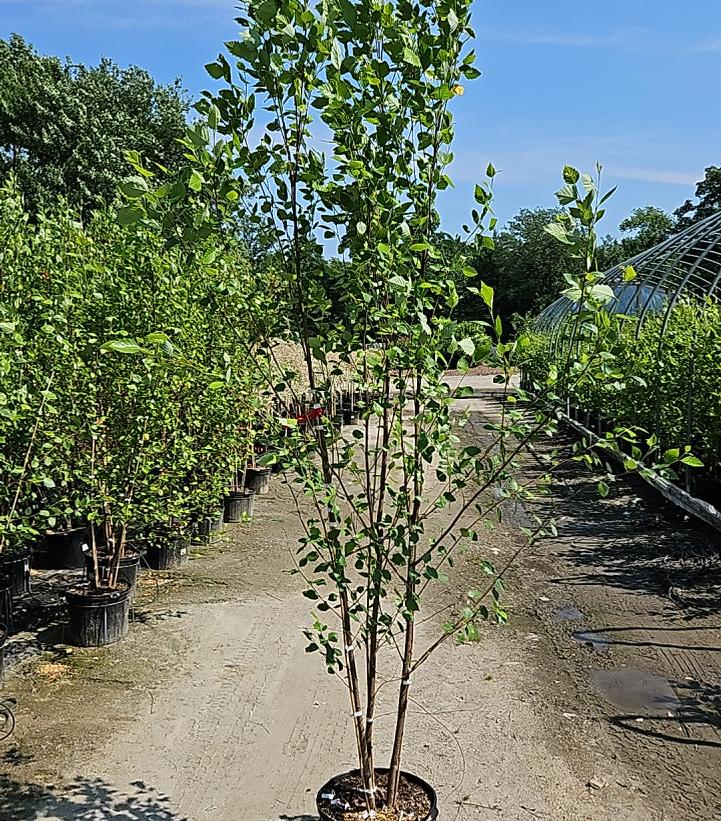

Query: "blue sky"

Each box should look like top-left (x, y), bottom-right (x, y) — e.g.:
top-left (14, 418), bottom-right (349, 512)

top-left (2, 0), bottom-right (720, 235)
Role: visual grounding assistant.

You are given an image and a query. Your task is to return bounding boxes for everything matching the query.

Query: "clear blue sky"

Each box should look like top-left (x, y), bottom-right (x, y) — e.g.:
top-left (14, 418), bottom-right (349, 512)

top-left (2, 0), bottom-right (720, 235)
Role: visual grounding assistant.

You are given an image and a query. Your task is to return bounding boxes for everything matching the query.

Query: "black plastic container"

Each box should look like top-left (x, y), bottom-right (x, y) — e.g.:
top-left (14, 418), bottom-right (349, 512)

top-left (0, 546), bottom-right (31, 597)
top-left (193, 517), bottom-right (211, 545)
top-left (43, 527), bottom-right (88, 570)
top-left (65, 583), bottom-right (131, 647)
top-left (84, 547), bottom-right (142, 598)
top-left (209, 508), bottom-right (224, 534)
top-left (342, 408), bottom-right (359, 425)
top-left (145, 534), bottom-right (190, 570)
top-left (0, 588), bottom-right (12, 634)
top-left (244, 467), bottom-right (272, 495)
top-left (316, 769), bottom-right (438, 821)
top-left (223, 490), bottom-right (255, 523)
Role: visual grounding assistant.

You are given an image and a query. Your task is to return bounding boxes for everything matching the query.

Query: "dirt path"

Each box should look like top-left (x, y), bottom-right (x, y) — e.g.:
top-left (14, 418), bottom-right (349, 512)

top-left (1, 381), bottom-right (720, 820)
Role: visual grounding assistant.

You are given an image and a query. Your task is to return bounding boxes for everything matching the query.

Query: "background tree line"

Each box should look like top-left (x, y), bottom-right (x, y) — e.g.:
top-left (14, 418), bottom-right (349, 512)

top-left (460, 168), bottom-right (721, 330)
top-left (0, 35), bottom-right (188, 215)
top-left (1, 36), bottom-right (719, 332)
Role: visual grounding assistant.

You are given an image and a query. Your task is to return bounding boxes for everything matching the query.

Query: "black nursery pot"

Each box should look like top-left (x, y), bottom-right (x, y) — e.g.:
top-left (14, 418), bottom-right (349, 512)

top-left (0, 585), bottom-right (12, 634)
top-left (244, 466), bottom-right (272, 495)
top-left (42, 527), bottom-right (88, 570)
top-left (84, 547), bottom-right (143, 598)
top-left (145, 534), bottom-right (190, 570)
top-left (0, 546), bottom-right (31, 598)
top-left (342, 408), bottom-right (359, 425)
top-left (65, 582), bottom-right (131, 647)
top-left (316, 769), bottom-right (438, 821)
top-left (193, 517), bottom-right (211, 545)
top-left (223, 490), bottom-right (255, 523)
top-left (209, 507), bottom-right (225, 533)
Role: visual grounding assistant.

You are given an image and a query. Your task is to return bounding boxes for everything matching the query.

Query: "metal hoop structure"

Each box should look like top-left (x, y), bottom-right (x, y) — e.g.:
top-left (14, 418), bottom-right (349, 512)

top-left (535, 210), bottom-right (721, 342)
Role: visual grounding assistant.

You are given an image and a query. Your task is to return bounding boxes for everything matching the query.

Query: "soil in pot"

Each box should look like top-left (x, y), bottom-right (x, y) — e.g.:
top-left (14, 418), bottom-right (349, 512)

top-left (84, 547), bottom-right (143, 598)
top-left (244, 466), bottom-right (272, 495)
top-left (224, 490), bottom-right (255, 523)
top-left (0, 546), bottom-right (31, 598)
top-left (145, 534), bottom-right (190, 570)
top-left (316, 769), bottom-right (437, 821)
top-left (42, 527), bottom-right (89, 570)
top-left (65, 582), bottom-right (131, 647)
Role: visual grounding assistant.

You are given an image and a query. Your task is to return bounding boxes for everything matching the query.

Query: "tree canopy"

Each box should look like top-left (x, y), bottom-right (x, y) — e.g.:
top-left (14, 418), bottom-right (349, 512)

top-left (470, 207), bottom-right (578, 328)
top-left (0, 35), bottom-right (189, 214)
top-left (597, 205), bottom-right (675, 269)
top-left (675, 165), bottom-right (721, 229)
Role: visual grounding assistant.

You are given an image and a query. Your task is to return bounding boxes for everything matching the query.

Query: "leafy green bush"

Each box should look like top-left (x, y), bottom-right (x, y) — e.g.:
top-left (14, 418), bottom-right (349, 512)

top-left (0, 180), bottom-right (271, 583)
top-left (520, 299), bottom-right (720, 476)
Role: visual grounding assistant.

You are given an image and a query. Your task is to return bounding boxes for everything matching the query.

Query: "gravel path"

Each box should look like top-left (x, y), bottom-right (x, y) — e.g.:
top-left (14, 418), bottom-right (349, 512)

top-left (1, 381), bottom-right (719, 820)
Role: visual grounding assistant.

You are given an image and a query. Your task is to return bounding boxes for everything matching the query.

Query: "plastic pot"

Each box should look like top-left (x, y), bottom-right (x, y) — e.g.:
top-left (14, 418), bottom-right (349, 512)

top-left (316, 769), bottom-right (438, 821)
top-left (0, 546), bottom-right (31, 597)
top-left (193, 517), bottom-right (212, 545)
top-left (43, 527), bottom-right (89, 570)
top-left (224, 490), bottom-right (255, 523)
top-left (84, 547), bottom-right (142, 598)
top-left (0, 622), bottom-right (7, 680)
top-left (209, 508), bottom-right (225, 534)
top-left (0, 587), bottom-right (12, 634)
top-left (244, 466), bottom-right (272, 495)
top-left (65, 583), bottom-right (131, 647)
top-left (145, 534), bottom-right (190, 570)
top-left (342, 408), bottom-right (359, 425)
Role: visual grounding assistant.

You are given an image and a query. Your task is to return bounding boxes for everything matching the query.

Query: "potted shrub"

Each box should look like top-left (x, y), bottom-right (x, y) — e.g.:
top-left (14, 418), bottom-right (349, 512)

top-left (224, 409), bottom-right (257, 522)
top-left (124, 2), bottom-right (695, 812)
top-left (0, 368), bottom-right (57, 601)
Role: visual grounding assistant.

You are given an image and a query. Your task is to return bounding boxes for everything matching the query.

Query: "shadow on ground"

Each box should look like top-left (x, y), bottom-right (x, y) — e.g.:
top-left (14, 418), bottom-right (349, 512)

top-left (579, 624), bottom-right (721, 653)
top-left (466, 398), bottom-right (721, 618)
top-left (279, 816), bottom-right (320, 821)
top-left (0, 775), bottom-right (186, 820)
top-left (527, 422), bottom-right (721, 618)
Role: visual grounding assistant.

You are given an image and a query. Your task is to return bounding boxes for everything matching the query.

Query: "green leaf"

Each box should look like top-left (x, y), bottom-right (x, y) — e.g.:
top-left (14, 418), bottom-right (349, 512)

top-left (458, 337), bottom-right (475, 356)
top-left (188, 170), bottom-right (204, 192)
top-left (563, 165), bottom-right (580, 184)
top-left (544, 222), bottom-right (572, 245)
top-left (205, 61), bottom-right (225, 79)
top-left (403, 47), bottom-right (421, 68)
top-left (480, 281), bottom-right (494, 309)
top-left (331, 39), bottom-right (342, 70)
top-left (623, 265), bottom-right (637, 282)
top-left (680, 455), bottom-right (703, 467)
top-left (120, 178), bottom-right (148, 199)
top-left (117, 205), bottom-right (145, 226)
top-left (101, 339), bottom-right (145, 355)
top-left (589, 283), bottom-right (615, 304)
